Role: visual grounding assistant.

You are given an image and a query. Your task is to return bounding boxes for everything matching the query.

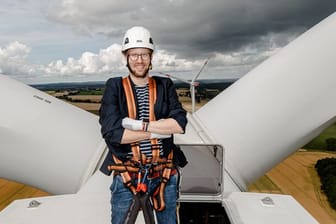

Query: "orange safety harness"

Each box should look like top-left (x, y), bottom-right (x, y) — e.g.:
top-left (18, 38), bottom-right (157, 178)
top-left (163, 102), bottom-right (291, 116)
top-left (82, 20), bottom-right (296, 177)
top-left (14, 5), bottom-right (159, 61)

top-left (107, 76), bottom-right (174, 212)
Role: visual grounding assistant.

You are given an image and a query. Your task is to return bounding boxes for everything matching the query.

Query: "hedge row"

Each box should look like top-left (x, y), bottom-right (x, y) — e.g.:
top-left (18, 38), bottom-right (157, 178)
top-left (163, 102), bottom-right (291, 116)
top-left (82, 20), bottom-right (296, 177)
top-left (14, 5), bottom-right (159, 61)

top-left (315, 157), bottom-right (336, 209)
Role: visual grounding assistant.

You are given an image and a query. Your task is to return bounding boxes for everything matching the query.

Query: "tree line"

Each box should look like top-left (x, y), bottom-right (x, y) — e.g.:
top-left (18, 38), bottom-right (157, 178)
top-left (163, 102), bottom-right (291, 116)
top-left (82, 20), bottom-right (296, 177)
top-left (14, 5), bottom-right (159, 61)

top-left (315, 157), bottom-right (336, 209)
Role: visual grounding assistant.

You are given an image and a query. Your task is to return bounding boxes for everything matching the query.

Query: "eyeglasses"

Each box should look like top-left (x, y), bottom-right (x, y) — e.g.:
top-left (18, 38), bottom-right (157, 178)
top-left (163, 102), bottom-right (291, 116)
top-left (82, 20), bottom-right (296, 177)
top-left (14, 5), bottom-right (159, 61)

top-left (128, 53), bottom-right (151, 61)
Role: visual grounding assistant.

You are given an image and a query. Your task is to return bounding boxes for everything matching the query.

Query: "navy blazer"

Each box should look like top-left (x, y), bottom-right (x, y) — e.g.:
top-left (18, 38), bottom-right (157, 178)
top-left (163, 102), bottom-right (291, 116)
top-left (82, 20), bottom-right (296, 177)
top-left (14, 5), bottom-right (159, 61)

top-left (99, 76), bottom-right (188, 175)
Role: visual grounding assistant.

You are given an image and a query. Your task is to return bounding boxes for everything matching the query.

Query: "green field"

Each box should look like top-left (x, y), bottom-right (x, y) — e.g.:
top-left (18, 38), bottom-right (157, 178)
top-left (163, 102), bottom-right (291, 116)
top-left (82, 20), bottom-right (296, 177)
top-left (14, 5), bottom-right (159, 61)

top-left (304, 123), bottom-right (336, 151)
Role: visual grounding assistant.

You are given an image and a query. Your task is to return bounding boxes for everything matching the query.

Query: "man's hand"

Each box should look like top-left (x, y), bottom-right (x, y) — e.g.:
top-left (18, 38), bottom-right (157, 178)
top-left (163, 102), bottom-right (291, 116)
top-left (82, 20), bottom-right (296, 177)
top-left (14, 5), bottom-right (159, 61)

top-left (150, 133), bottom-right (171, 139)
top-left (122, 117), bottom-right (172, 139)
top-left (122, 118), bottom-right (143, 131)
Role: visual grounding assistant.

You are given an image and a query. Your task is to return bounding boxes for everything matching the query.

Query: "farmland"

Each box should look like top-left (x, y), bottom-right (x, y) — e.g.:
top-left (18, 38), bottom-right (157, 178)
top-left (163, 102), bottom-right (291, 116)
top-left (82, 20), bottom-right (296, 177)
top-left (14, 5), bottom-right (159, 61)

top-left (248, 150), bottom-right (336, 223)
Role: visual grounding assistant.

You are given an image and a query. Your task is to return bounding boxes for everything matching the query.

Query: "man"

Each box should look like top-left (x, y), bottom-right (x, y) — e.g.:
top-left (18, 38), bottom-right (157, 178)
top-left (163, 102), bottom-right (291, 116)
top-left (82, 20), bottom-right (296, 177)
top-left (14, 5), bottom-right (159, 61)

top-left (99, 26), bottom-right (188, 224)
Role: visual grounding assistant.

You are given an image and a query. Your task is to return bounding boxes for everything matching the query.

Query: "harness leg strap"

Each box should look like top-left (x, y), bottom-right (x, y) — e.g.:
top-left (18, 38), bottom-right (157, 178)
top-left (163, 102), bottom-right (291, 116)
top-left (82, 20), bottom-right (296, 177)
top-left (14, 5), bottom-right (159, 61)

top-left (151, 151), bottom-right (174, 211)
top-left (140, 192), bottom-right (155, 224)
top-left (152, 181), bottom-right (167, 212)
top-left (124, 193), bottom-right (141, 224)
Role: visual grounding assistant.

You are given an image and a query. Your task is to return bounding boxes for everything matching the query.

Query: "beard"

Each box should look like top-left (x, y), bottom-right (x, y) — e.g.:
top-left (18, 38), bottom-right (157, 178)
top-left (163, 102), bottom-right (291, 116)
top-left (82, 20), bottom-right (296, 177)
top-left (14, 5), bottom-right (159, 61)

top-left (127, 63), bottom-right (151, 78)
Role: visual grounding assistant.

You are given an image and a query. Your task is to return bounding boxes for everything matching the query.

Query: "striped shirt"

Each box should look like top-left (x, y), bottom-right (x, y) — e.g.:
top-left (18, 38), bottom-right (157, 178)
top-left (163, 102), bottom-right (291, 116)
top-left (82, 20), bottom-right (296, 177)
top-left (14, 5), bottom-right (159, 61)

top-left (127, 84), bottom-right (163, 158)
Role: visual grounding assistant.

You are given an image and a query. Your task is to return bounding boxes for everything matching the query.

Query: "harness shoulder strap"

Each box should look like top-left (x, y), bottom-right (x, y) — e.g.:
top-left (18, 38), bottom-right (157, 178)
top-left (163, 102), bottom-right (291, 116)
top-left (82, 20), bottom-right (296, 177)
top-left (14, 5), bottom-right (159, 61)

top-left (122, 76), bottom-right (141, 161)
top-left (122, 77), bottom-right (136, 119)
top-left (148, 77), bottom-right (160, 163)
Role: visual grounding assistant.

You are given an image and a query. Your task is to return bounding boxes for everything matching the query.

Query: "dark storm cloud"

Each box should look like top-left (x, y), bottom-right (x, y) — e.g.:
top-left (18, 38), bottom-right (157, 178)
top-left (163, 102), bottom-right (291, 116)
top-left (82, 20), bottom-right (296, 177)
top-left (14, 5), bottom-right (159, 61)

top-left (53, 0), bottom-right (335, 61)
top-left (51, 0), bottom-right (336, 59)
top-left (152, 0), bottom-right (336, 58)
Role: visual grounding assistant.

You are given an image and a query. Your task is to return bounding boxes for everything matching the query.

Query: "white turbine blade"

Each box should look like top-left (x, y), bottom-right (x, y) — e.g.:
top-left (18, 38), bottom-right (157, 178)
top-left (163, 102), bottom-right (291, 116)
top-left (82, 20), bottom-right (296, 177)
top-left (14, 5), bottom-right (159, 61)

top-left (192, 57), bottom-right (210, 82)
top-left (159, 72), bottom-right (191, 84)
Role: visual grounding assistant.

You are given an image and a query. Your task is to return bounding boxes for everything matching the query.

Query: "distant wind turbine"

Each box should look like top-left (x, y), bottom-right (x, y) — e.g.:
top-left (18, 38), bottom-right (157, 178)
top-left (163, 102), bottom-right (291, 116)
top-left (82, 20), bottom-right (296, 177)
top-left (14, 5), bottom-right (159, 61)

top-left (160, 57), bottom-right (210, 113)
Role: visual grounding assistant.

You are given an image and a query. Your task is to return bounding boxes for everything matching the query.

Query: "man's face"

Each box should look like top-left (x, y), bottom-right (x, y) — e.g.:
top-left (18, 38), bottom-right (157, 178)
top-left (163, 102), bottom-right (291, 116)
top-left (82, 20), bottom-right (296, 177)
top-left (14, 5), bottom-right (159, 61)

top-left (126, 48), bottom-right (152, 78)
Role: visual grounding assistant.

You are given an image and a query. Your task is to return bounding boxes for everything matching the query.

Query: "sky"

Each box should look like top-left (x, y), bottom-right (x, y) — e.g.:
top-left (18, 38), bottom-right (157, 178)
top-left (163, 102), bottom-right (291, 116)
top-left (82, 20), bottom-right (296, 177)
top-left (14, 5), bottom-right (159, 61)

top-left (0, 0), bottom-right (335, 84)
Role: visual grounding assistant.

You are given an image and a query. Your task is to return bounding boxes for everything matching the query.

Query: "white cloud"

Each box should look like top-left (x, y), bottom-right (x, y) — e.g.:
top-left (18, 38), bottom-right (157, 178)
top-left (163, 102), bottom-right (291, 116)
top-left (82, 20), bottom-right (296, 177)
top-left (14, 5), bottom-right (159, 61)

top-left (0, 41), bottom-right (36, 75)
top-left (45, 43), bottom-right (124, 76)
top-left (0, 41), bottom-right (30, 60)
top-left (0, 28), bottom-right (306, 83)
top-left (0, 37), bottom-right (282, 83)
top-left (152, 49), bottom-right (204, 72)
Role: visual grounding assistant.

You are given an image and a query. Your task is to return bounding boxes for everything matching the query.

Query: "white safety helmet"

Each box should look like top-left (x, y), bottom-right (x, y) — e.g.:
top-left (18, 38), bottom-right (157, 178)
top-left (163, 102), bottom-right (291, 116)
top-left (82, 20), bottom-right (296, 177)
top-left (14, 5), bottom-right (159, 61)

top-left (121, 26), bottom-right (155, 52)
